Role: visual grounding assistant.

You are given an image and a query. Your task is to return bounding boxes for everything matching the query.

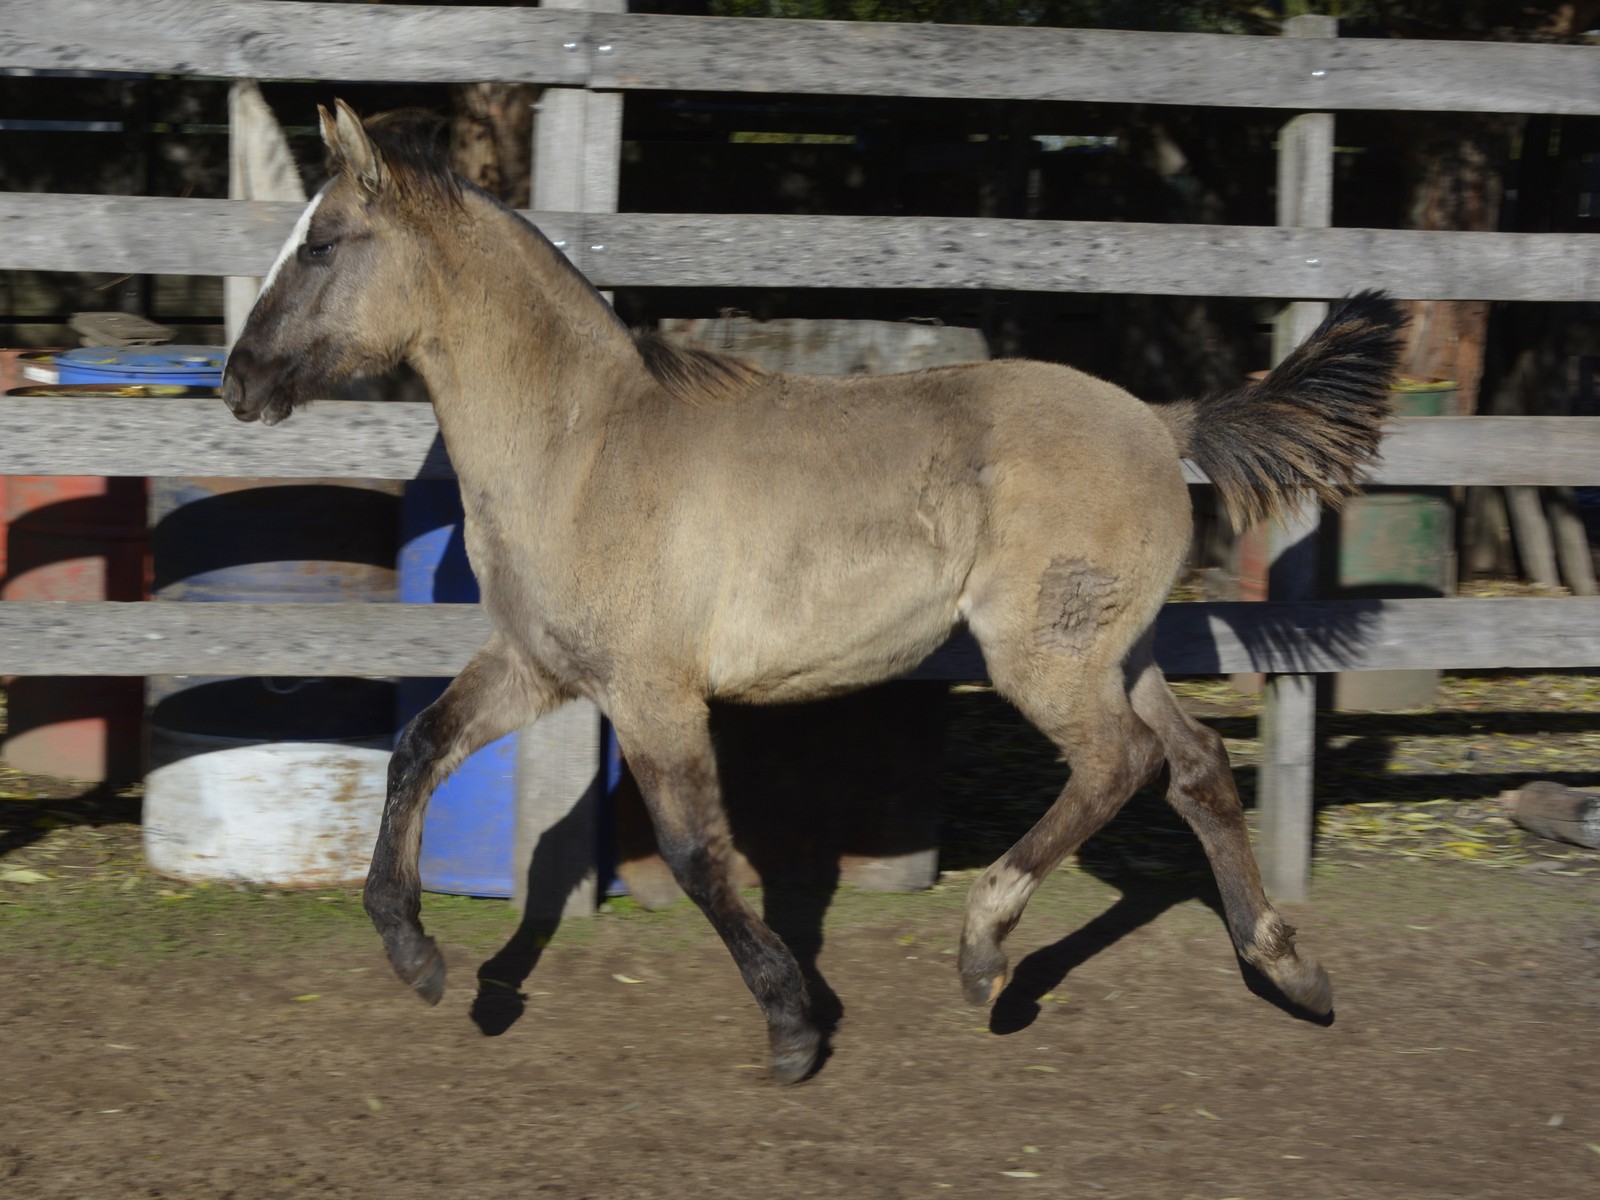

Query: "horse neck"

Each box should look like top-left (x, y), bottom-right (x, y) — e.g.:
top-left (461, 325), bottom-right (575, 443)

top-left (406, 189), bottom-right (638, 483)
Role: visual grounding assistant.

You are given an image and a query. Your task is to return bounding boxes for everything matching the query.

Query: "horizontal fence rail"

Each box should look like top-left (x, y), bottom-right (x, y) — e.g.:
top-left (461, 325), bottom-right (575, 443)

top-left (2, 597), bottom-right (1597, 679)
top-left (5, 401), bottom-right (1598, 488)
top-left (3, 1), bottom-right (1598, 114)
top-left (3, 2), bottom-right (1598, 908)
top-left (4, 194), bottom-right (1598, 304)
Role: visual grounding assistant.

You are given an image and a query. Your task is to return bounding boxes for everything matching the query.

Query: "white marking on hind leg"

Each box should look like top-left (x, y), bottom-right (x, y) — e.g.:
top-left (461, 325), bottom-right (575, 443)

top-left (964, 861), bottom-right (1037, 948)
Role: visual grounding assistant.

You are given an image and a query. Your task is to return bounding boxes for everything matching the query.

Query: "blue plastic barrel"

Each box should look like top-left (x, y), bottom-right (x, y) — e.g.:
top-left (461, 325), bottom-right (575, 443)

top-left (55, 345), bottom-right (227, 387)
top-left (399, 480), bottom-right (520, 897)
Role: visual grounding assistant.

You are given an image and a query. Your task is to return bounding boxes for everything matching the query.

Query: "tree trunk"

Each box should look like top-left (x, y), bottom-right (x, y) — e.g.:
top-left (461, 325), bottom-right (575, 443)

top-left (449, 82), bottom-right (539, 207)
top-left (1396, 115), bottom-right (1522, 414)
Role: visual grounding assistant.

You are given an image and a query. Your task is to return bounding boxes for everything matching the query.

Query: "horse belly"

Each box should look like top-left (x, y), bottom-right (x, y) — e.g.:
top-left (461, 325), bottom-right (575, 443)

top-left (704, 556), bottom-right (963, 704)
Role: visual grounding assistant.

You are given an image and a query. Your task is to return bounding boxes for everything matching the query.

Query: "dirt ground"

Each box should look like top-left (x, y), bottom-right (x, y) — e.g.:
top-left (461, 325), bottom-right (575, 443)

top-left (4, 675), bottom-right (1600, 1199)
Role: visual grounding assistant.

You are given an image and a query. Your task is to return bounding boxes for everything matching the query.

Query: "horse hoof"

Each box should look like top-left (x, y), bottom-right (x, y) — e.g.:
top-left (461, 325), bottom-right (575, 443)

top-left (770, 1040), bottom-right (820, 1086)
top-left (961, 971), bottom-right (1006, 1007)
top-left (1263, 953), bottom-right (1333, 1018)
top-left (401, 938), bottom-right (447, 1006)
top-left (1286, 960), bottom-right (1333, 1018)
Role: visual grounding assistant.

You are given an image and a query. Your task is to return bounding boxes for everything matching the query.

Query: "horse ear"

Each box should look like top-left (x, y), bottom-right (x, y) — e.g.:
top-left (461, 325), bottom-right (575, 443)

top-left (323, 98), bottom-right (387, 196)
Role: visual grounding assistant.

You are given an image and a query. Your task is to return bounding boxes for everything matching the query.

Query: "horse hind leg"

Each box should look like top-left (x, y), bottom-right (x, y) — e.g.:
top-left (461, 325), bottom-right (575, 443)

top-left (365, 638), bottom-right (566, 1004)
top-left (1130, 661), bottom-right (1333, 1017)
top-left (611, 693), bottom-right (819, 1084)
top-left (957, 638), bottom-right (1166, 1006)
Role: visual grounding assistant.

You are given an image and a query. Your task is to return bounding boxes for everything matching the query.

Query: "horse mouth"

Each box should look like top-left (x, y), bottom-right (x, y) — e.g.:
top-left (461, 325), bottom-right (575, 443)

top-left (221, 372), bottom-right (293, 425)
top-left (258, 396), bottom-right (294, 426)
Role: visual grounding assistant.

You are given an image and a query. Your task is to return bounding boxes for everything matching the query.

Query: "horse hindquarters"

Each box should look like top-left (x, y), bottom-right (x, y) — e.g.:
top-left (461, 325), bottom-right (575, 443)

top-left (953, 386), bottom-right (1331, 1016)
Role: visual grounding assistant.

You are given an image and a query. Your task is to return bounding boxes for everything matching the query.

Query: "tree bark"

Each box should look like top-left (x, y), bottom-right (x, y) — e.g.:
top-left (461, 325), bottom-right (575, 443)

top-left (449, 82), bottom-right (539, 208)
top-left (1395, 115), bottom-right (1522, 413)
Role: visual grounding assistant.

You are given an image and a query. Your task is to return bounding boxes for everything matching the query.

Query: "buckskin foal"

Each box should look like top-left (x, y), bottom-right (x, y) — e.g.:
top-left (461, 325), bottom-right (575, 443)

top-left (223, 101), bottom-right (1403, 1083)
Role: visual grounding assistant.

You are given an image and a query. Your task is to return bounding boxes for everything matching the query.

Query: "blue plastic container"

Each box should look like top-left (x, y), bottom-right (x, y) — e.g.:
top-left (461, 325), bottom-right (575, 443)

top-left (399, 480), bottom-right (520, 897)
top-left (55, 345), bottom-right (227, 387)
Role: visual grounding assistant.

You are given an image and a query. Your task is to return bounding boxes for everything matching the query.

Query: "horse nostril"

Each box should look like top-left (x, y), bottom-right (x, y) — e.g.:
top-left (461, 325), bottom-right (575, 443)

top-left (222, 374), bottom-right (259, 423)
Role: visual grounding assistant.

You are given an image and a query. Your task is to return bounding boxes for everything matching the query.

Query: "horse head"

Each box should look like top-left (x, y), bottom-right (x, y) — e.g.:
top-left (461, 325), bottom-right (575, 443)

top-left (222, 100), bottom-right (454, 424)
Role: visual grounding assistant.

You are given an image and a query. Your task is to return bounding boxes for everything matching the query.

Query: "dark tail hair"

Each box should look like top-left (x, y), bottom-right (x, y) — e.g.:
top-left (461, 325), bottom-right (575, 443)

top-left (1158, 290), bottom-right (1406, 529)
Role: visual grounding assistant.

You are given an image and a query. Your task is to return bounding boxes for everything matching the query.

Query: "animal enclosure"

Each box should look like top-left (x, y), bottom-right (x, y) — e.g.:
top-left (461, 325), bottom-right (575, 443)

top-left (2, 1), bottom-right (1600, 907)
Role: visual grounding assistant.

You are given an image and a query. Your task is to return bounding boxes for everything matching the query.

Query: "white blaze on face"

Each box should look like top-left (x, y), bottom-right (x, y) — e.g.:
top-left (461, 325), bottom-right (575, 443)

top-left (253, 184), bottom-right (329, 309)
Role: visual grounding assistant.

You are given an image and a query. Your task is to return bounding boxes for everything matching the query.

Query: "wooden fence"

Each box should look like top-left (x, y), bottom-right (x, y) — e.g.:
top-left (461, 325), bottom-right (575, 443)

top-left (2, 0), bottom-right (1598, 903)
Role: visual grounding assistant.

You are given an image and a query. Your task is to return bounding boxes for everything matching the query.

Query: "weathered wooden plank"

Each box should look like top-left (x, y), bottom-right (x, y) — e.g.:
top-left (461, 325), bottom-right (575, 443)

top-left (596, 13), bottom-right (1600, 115)
top-left (581, 218), bottom-right (1600, 302)
top-left (5, 401), bottom-right (1600, 487)
top-left (5, 193), bottom-right (1598, 303)
top-left (0, 0), bottom-right (589, 86)
top-left (2, 2), bottom-right (1595, 114)
top-left (1362, 418), bottom-right (1600, 487)
top-left (0, 397), bottom-right (453, 479)
top-left (3, 597), bottom-right (1598, 678)
top-left (0, 601), bottom-right (490, 677)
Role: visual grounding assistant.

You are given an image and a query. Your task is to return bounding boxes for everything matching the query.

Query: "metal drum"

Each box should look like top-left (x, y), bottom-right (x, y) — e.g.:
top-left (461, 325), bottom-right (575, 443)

top-left (144, 469), bottom-right (401, 886)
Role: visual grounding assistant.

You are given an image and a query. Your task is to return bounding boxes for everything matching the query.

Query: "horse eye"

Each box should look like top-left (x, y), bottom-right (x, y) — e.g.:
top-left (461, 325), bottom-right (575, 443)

top-left (307, 242), bottom-right (334, 259)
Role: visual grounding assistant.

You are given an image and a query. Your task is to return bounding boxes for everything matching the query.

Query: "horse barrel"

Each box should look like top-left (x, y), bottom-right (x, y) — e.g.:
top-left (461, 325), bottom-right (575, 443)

top-left (398, 478), bottom-right (521, 897)
top-left (607, 318), bottom-right (990, 907)
top-left (1, 349), bottom-right (184, 782)
top-left (143, 458), bottom-right (401, 886)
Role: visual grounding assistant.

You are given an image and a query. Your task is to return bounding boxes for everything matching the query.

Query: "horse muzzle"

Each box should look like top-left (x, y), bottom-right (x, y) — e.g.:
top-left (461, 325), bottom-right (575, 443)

top-left (220, 369), bottom-right (261, 423)
top-left (221, 348), bottom-right (295, 426)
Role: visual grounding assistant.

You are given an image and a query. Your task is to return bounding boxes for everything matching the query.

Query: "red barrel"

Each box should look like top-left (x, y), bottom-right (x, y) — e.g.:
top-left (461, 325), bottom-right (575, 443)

top-left (1, 461), bottom-right (149, 782)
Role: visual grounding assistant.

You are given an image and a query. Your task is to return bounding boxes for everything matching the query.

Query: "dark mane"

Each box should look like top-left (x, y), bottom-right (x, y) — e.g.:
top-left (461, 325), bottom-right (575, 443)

top-left (635, 331), bottom-right (767, 403)
top-left (353, 109), bottom-right (462, 208)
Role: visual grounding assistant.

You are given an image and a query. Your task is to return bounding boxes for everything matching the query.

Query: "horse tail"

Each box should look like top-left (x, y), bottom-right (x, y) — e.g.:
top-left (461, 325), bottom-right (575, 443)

top-left (1157, 290), bottom-right (1406, 530)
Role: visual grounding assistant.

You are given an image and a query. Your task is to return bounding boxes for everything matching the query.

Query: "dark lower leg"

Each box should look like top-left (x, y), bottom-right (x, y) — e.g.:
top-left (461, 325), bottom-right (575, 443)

top-left (364, 645), bottom-right (560, 1004)
top-left (624, 720), bottom-right (818, 1084)
top-left (1132, 669), bottom-right (1332, 1015)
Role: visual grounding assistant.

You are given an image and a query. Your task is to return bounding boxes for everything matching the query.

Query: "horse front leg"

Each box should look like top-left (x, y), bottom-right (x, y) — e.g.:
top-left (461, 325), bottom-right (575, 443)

top-left (365, 638), bottom-right (566, 1004)
top-left (612, 694), bottom-right (820, 1084)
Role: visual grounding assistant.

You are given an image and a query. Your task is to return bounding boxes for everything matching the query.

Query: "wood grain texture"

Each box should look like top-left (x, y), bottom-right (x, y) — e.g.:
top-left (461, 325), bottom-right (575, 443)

top-left (0, 0), bottom-right (589, 86)
top-left (5, 402), bottom-right (1600, 486)
top-left (2, 3), bottom-right (1594, 113)
top-left (0, 398), bottom-right (454, 479)
top-left (5, 194), bottom-right (1597, 303)
top-left (1507, 781), bottom-right (1600, 850)
top-left (3, 597), bottom-right (1597, 677)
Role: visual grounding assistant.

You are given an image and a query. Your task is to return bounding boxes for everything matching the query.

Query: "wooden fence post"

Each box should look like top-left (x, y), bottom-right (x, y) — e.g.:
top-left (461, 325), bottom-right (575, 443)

top-left (511, 0), bottom-right (626, 922)
top-left (1258, 13), bottom-right (1336, 903)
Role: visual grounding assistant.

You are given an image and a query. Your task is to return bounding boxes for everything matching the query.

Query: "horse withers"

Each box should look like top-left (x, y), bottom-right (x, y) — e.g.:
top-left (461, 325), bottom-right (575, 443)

top-left (223, 101), bottom-right (1403, 1084)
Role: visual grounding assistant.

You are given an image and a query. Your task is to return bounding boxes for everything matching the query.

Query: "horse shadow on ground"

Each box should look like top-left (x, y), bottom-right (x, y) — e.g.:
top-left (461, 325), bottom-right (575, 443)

top-left (460, 595), bottom-right (1591, 1063)
top-left (468, 683), bottom-right (947, 1054)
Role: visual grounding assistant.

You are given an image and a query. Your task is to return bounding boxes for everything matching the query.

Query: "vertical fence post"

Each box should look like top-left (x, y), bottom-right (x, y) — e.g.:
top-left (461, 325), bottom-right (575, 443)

top-left (1258, 13), bottom-right (1336, 903)
top-left (533, 0), bottom-right (624, 293)
top-left (511, 0), bottom-right (626, 922)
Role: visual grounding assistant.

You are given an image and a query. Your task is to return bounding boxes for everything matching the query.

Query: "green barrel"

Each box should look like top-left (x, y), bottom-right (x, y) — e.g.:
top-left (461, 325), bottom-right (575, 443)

top-left (1324, 380), bottom-right (1457, 710)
